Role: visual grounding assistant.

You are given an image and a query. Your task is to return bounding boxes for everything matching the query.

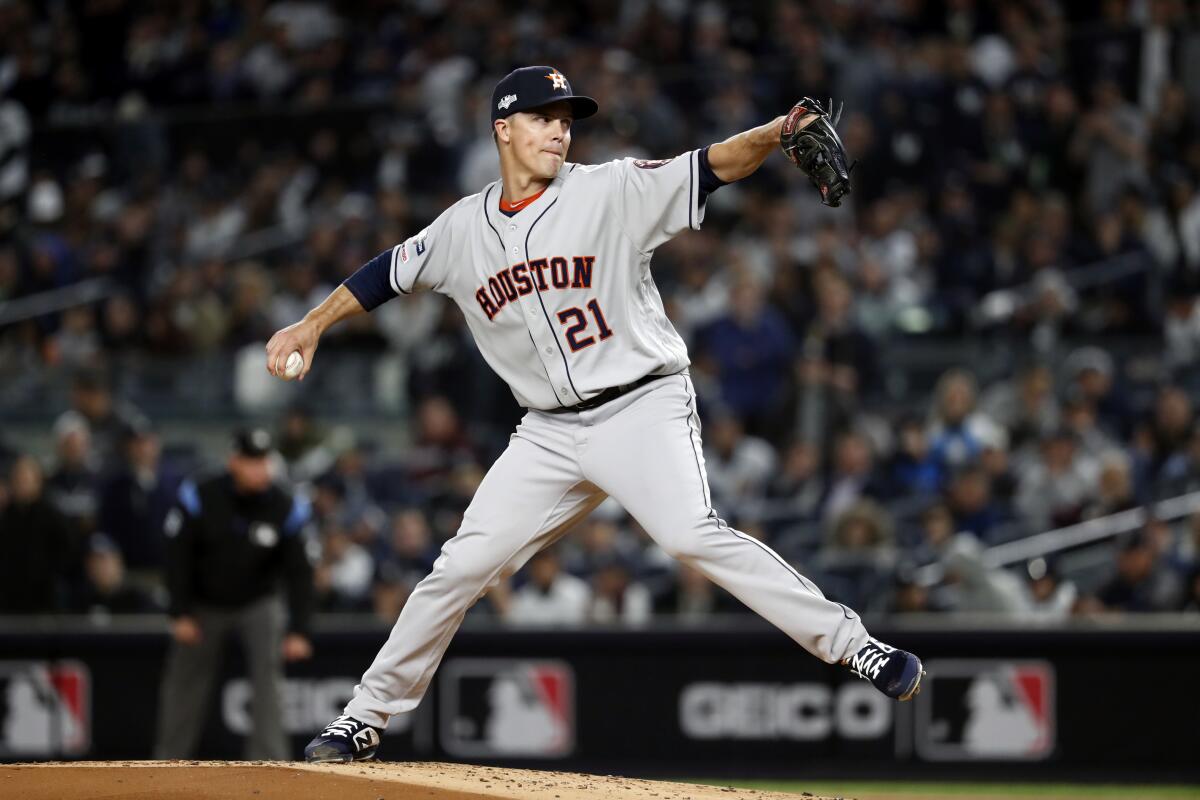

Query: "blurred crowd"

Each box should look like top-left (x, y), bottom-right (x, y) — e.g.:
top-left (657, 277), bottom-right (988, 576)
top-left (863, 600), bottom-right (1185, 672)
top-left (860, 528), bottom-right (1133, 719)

top-left (3, 0), bottom-right (1200, 623)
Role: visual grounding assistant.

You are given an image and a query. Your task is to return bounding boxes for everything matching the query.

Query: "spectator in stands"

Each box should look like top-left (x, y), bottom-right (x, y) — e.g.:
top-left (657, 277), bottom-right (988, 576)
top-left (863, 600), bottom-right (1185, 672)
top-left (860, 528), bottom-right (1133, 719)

top-left (45, 412), bottom-right (101, 543)
top-left (1082, 451), bottom-right (1140, 520)
top-left (793, 270), bottom-right (877, 436)
top-left (980, 363), bottom-right (1059, 453)
top-left (98, 420), bottom-right (177, 577)
top-left (503, 548), bottom-right (590, 627)
top-left (1016, 429), bottom-right (1100, 532)
top-left (314, 524), bottom-right (374, 612)
top-left (1019, 557), bottom-right (1076, 619)
top-left (927, 369), bottom-right (1005, 473)
top-left (703, 411), bottom-right (776, 511)
top-left (588, 556), bottom-right (652, 626)
top-left (764, 439), bottom-right (825, 522)
top-left (565, 515), bottom-right (641, 580)
top-left (371, 563), bottom-right (412, 625)
top-left (911, 502), bottom-right (957, 566)
top-left (695, 275), bottom-right (795, 437)
top-left (1063, 347), bottom-right (1132, 438)
top-left (70, 533), bottom-right (160, 616)
top-left (56, 370), bottom-right (144, 470)
top-left (0, 455), bottom-right (71, 613)
top-left (1135, 385), bottom-right (1194, 485)
top-left (947, 466), bottom-right (1009, 543)
top-left (888, 565), bottom-right (933, 615)
top-left (886, 415), bottom-right (943, 499)
top-left (821, 430), bottom-right (885, 523)
top-left (940, 535), bottom-right (1028, 614)
top-left (277, 404), bottom-right (335, 483)
top-left (1097, 529), bottom-right (1183, 612)
top-left (404, 395), bottom-right (481, 490)
top-left (654, 564), bottom-right (745, 621)
top-left (378, 508), bottom-right (440, 580)
top-left (325, 443), bottom-right (384, 541)
top-left (1060, 392), bottom-right (1121, 465)
top-left (815, 499), bottom-right (897, 611)
top-left (1070, 78), bottom-right (1148, 215)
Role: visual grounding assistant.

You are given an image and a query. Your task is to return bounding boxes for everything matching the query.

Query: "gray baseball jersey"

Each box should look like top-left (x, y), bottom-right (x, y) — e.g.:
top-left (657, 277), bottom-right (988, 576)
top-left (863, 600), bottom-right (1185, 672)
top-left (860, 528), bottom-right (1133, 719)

top-left (385, 151), bottom-right (702, 409)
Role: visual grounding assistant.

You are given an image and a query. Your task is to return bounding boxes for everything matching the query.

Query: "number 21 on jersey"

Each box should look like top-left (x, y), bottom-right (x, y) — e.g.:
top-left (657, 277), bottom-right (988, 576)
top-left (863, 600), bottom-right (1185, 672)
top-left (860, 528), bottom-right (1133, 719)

top-left (557, 299), bottom-right (613, 351)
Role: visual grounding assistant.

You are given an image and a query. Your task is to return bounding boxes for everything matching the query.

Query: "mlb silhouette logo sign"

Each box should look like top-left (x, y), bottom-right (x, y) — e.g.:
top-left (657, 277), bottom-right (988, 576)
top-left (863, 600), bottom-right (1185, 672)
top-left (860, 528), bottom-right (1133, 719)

top-left (0, 661), bottom-right (91, 756)
top-left (915, 660), bottom-right (1054, 761)
top-left (439, 659), bottom-right (574, 758)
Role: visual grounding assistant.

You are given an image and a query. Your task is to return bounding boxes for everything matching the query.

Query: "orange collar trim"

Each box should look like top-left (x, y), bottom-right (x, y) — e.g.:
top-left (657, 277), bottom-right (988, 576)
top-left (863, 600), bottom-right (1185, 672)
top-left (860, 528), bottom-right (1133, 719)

top-left (499, 187), bottom-right (547, 213)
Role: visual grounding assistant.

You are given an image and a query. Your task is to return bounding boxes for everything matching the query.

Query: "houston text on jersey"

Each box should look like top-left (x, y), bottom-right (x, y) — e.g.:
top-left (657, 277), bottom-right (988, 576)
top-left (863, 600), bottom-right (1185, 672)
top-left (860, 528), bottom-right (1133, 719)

top-left (474, 256), bottom-right (596, 321)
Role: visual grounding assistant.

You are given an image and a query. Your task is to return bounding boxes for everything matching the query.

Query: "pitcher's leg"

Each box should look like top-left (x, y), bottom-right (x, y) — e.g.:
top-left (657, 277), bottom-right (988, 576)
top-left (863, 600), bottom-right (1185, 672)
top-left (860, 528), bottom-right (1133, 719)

top-left (345, 427), bottom-right (604, 728)
top-left (584, 376), bottom-right (868, 664)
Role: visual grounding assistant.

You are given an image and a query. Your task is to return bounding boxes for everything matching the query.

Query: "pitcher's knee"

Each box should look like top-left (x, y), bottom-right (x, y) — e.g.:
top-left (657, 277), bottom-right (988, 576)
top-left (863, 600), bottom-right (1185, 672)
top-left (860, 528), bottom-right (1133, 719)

top-left (650, 515), bottom-right (725, 563)
top-left (425, 535), bottom-right (508, 593)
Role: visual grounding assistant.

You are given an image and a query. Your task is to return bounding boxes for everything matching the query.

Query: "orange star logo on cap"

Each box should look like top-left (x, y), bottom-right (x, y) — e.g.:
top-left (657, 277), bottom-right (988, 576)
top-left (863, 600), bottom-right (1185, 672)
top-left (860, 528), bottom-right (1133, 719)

top-left (546, 70), bottom-right (568, 90)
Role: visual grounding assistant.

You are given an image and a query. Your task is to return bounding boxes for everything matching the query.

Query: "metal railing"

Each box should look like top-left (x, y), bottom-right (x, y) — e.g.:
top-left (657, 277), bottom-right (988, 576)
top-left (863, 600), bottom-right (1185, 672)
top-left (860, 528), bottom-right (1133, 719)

top-left (915, 489), bottom-right (1200, 587)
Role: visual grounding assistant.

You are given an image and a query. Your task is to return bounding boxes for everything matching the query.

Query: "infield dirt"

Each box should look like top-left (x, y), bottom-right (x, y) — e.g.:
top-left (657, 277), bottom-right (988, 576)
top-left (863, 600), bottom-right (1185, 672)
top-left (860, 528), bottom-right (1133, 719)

top-left (0, 761), bottom-right (841, 799)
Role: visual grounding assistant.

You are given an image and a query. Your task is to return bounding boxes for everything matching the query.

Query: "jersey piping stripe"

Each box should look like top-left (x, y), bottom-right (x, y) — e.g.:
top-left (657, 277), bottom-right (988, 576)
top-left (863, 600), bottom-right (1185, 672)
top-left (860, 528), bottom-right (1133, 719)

top-left (678, 375), bottom-right (838, 608)
top-left (482, 185), bottom-right (504, 245)
top-left (526, 331), bottom-right (563, 406)
top-left (483, 184), bottom-right (566, 409)
top-left (525, 197), bottom-right (585, 404)
top-left (687, 152), bottom-right (694, 231)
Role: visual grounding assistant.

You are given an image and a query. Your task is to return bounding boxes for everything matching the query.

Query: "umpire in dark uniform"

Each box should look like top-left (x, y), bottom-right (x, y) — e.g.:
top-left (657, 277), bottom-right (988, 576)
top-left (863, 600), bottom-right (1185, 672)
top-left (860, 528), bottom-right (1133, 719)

top-left (155, 428), bottom-right (316, 759)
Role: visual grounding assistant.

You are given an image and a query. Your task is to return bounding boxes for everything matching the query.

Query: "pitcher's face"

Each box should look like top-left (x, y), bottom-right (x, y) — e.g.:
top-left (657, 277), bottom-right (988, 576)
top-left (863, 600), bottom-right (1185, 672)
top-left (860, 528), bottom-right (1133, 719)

top-left (498, 101), bottom-right (573, 180)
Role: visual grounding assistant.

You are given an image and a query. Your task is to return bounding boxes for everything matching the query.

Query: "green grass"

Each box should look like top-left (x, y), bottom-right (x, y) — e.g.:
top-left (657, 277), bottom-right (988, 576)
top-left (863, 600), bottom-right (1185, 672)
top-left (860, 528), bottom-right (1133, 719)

top-left (689, 781), bottom-right (1200, 799)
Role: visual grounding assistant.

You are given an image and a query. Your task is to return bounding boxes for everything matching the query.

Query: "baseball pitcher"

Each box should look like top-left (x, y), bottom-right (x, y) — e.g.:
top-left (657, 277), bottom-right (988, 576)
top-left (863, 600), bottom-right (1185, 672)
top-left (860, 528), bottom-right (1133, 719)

top-left (265, 66), bottom-right (922, 763)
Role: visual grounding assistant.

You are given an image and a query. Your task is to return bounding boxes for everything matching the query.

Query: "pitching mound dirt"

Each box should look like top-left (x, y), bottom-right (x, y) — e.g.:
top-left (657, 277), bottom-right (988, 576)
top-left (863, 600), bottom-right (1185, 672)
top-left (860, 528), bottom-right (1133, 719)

top-left (0, 761), bottom-right (841, 799)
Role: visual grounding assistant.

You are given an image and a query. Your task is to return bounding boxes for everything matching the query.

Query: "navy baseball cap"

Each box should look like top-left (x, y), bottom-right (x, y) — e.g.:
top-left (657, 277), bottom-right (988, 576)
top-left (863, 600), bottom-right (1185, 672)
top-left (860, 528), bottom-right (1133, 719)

top-left (233, 427), bottom-right (273, 458)
top-left (491, 66), bottom-right (598, 123)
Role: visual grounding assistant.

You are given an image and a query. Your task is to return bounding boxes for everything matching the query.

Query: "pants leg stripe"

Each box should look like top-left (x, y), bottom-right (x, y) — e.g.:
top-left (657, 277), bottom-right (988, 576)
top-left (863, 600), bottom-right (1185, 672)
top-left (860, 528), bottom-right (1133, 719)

top-left (678, 376), bottom-right (829, 602)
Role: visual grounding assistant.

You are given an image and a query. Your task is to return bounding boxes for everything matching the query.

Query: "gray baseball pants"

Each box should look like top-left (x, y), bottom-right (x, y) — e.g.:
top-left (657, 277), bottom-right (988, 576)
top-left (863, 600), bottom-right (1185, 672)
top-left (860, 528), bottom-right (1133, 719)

top-left (346, 374), bottom-right (868, 728)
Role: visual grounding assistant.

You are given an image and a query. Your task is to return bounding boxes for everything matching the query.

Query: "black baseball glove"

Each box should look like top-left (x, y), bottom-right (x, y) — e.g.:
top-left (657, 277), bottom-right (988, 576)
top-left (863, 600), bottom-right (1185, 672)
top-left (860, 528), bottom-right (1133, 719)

top-left (780, 97), bottom-right (851, 207)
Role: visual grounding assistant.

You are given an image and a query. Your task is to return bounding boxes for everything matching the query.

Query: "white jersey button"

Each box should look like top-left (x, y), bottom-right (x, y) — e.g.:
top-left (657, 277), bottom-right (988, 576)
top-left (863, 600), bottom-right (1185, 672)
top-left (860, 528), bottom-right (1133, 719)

top-left (560, 387), bottom-right (569, 395)
top-left (511, 246), bottom-right (519, 255)
top-left (508, 224), bottom-right (517, 231)
top-left (544, 346), bottom-right (553, 354)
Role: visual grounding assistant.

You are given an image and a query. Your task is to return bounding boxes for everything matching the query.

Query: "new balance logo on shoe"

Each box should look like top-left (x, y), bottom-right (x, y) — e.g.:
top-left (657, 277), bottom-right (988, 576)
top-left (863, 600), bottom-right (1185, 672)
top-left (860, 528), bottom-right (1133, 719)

top-left (305, 714), bottom-right (384, 763)
top-left (353, 728), bottom-right (379, 751)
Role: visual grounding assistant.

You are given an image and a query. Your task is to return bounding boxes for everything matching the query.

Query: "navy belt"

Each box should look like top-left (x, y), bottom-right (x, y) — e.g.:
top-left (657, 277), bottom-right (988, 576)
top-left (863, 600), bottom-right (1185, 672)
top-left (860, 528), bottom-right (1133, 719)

top-left (543, 374), bottom-right (661, 414)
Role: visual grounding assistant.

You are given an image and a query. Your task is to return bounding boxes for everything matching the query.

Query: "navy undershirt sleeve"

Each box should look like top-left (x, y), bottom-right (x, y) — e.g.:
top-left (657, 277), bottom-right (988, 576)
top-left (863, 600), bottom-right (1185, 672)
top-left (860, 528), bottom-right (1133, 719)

top-left (342, 248), bottom-right (398, 311)
top-left (698, 145), bottom-right (728, 198)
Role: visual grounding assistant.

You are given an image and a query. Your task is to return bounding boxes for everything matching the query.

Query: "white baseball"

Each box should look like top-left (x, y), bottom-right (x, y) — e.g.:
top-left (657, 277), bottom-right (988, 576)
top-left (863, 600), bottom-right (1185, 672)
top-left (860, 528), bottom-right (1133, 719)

top-left (283, 351), bottom-right (304, 379)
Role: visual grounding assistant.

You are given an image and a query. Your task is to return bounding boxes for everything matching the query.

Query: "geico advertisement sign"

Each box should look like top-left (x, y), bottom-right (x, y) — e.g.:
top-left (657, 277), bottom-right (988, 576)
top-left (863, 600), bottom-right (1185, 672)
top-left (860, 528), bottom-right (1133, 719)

top-left (220, 678), bottom-right (414, 736)
top-left (680, 682), bottom-right (891, 740)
